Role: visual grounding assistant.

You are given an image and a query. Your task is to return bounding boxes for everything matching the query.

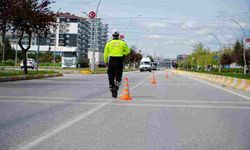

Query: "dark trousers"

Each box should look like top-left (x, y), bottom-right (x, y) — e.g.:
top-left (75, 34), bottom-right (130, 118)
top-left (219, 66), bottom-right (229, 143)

top-left (108, 57), bottom-right (124, 88)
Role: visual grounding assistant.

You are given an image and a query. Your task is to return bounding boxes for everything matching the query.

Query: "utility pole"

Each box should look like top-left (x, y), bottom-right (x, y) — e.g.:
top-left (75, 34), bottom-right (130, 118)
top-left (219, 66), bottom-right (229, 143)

top-left (81, 11), bottom-right (96, 71)
top-left (1, 42), bottom-right (5, 70)
top-left (36, 36), bottom-right (40, 72)
top-left (54, 17), bottom-right (60, 68)
top-left (90, 18), bottom-right (95, 71)
top-left (88, 0), bottom-right (102, 71)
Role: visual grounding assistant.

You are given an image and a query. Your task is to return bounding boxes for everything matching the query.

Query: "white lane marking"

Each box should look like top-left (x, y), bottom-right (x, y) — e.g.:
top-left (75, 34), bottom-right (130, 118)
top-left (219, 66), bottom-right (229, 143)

top-left (0, 100), bottom-right (105, 105)
top-left (0, 96), bottom-right (81, 100)
top-left (180, 74), bottom-right (250, 100)
top-left (14, 75), bottom-right (150, 150)
top-left (2, 99), bottom-right (250, 106)
top-left (92, 99), bottom-right (250, 104)
top-left (15, 101), bottom-right (111, 150)
top-left (108, 103), bottom-right (250, 110)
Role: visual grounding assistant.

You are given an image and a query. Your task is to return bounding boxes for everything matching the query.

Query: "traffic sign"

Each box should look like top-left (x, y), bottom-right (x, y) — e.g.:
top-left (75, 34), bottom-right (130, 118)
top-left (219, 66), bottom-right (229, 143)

top-left (119, 35), bottom-right (124, 40)
top-left (246, 38), bottom-right (250, 43)
top-left (246, 38), bottom-right (250, 48)
top-left (89, 11), bottom-right (96, 18)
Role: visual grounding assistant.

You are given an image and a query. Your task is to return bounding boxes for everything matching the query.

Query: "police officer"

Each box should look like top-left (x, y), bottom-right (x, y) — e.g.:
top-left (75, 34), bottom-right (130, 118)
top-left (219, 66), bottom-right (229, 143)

top-left (104, 29), bottom-right (131, 98)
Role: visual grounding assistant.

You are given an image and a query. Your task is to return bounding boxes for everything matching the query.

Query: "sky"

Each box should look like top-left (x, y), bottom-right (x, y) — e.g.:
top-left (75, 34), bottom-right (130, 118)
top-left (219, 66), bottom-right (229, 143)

top-left (51, 0), bottom-right (250, 58)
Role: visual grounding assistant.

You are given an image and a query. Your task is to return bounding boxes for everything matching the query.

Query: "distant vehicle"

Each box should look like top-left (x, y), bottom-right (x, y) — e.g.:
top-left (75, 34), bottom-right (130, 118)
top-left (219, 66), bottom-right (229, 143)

top-left (20, 58), bottom-right (37, 69)
top-left (139, 57), bottom-right (152, 72)
top-left (62, 52), bottom-right (77, 68)
top-left (151, 62), bottom-right (158, 70)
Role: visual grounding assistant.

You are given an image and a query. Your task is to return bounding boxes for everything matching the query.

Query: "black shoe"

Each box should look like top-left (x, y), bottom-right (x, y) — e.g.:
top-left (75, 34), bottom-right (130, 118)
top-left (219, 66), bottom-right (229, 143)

top-left (114, 81), bottom-right (121, 91)
top-left (112, 90), bottom-right (118, 98)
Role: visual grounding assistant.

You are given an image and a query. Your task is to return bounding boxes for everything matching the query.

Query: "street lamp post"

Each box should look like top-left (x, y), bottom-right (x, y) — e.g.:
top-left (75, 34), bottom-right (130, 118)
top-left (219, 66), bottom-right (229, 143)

top-left (91, 18), bottom-right (96, 71)
top-left (230, 18), bottom-right (247, 75)
top-left (124, 15), bottom-right (143, 38)
top-left (54, 17), bottom-right (60, 68)
top-left (137, 29), bottom-right (152, 56)
top-left (91, 0), bottom-right (103, 72)
top-left (81, 11), bottom-right (95, 71)
top-left (209, 32), bottom-right (223, 73)
top-left (82, 0), bottom-right (102, 71)
top-left (96, 0), bottom-right (102, 17)
top-left (135, 29), bottom-right (150, 47)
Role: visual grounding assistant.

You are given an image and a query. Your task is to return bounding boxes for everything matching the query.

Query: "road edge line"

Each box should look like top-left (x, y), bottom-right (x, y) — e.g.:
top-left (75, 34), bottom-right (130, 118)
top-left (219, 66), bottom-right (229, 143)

top-left (180, 73), bottom-right (250, 100)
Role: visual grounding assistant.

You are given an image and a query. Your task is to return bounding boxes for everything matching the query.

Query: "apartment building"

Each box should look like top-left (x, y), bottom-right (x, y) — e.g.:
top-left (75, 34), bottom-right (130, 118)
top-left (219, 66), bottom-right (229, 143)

top-left (87, 17), bottom-right (109, 66)
top-left (7, 12), bottom-right (109, 68)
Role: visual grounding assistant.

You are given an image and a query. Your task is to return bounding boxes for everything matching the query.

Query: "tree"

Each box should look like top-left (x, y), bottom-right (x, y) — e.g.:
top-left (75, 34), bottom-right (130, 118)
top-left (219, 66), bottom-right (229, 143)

top-left (11, 0), bottom-right (56, 74)
top-left (134, 52), bottom-right (142, 68)
top-left (220, 47), bottom-right (234, 67)
top-left (192, 43), bottom-right (207, 70)
top-left (0, 0), bottom-right (18, 69)
top-left (148, 55), bottom-right (154, 62)
top-left (124, 47), bottom-right (143, 69)
top-left (6, 39), bottom-right (15, 60)
top-left (39, 51), bottom-right (53, 63)
top-left (0, 39), bottom-right (15, 60)
top-left (232, 40), bottom-right (249, 68)
top-left (124, 50), bottom-right (135, 64)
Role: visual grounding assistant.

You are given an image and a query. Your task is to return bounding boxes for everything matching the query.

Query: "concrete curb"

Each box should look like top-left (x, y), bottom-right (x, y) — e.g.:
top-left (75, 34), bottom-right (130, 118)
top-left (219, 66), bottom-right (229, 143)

top-left (0, 73), bottom-right (63, 82)
top-left (175, 70), bottom-right (250, 92)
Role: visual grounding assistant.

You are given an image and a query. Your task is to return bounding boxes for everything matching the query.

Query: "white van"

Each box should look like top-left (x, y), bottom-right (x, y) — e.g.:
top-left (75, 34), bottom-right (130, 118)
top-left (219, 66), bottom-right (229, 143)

top-left (139, 57), bottom-right (152, 72)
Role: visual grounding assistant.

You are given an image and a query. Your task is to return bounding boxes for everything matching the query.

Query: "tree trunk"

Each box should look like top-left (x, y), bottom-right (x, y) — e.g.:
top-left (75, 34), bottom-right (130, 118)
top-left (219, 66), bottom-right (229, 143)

top-left (18, 30), bottom-right (32, 75)
top-left (1, 26), bottom-right (6, 70)
top-left (22, 50), bottom-right (28, 74)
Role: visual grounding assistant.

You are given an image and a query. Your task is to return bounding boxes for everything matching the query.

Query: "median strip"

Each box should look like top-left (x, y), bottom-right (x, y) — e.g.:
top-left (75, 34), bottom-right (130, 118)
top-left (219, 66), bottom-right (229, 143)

top-left (0, 71), bottom-right (63, 82)
top-left (177, 70), bottom-right (250, 92)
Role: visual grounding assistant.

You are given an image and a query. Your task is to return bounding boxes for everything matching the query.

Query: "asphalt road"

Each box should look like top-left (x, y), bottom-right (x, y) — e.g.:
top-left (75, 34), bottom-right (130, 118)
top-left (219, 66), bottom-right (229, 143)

top-left (0, 71), bottom-right (250, 150)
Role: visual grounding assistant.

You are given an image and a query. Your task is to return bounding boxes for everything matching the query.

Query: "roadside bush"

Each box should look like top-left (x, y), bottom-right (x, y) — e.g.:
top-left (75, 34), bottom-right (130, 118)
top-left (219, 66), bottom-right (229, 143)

top-left (0, 60), bottom-right (15, 66)
top-left (27, 53), bottom-right (36, 60)
top-left (39, 62), bottom-right (61, 67)
top-left (221, 68), bottom-right (243, 74)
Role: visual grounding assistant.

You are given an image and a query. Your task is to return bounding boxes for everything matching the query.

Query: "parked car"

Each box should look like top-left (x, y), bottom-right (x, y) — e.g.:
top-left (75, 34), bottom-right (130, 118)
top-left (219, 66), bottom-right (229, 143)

top-left (20, 58), bottom-right (37, 69)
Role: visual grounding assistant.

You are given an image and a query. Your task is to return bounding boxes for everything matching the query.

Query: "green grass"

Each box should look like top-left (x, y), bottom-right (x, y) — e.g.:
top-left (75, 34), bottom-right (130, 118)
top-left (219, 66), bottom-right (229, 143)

top-left (0, 70), bottom-right (60, 77)
top-left (0, 67), bottom-right (137, 77)
top-left (181, 70), bottom-right (250, 80)
top-left (39, 62), bottom-right (61, 67)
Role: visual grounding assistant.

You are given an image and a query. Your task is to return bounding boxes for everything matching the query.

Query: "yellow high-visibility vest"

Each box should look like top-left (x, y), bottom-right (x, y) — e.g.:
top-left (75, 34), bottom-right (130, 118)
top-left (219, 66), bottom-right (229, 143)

top-left (104, 39), bottom-right (130, 63)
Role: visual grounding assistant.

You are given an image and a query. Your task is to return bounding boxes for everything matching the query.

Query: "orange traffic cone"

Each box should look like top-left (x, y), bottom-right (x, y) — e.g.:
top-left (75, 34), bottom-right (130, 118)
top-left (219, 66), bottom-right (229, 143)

top-left (151, 72), bottom-right (157, 85)
top-left (165, 72), bottom-right (169, 79)
top-left (119, 77), bottom-right (132, 101)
